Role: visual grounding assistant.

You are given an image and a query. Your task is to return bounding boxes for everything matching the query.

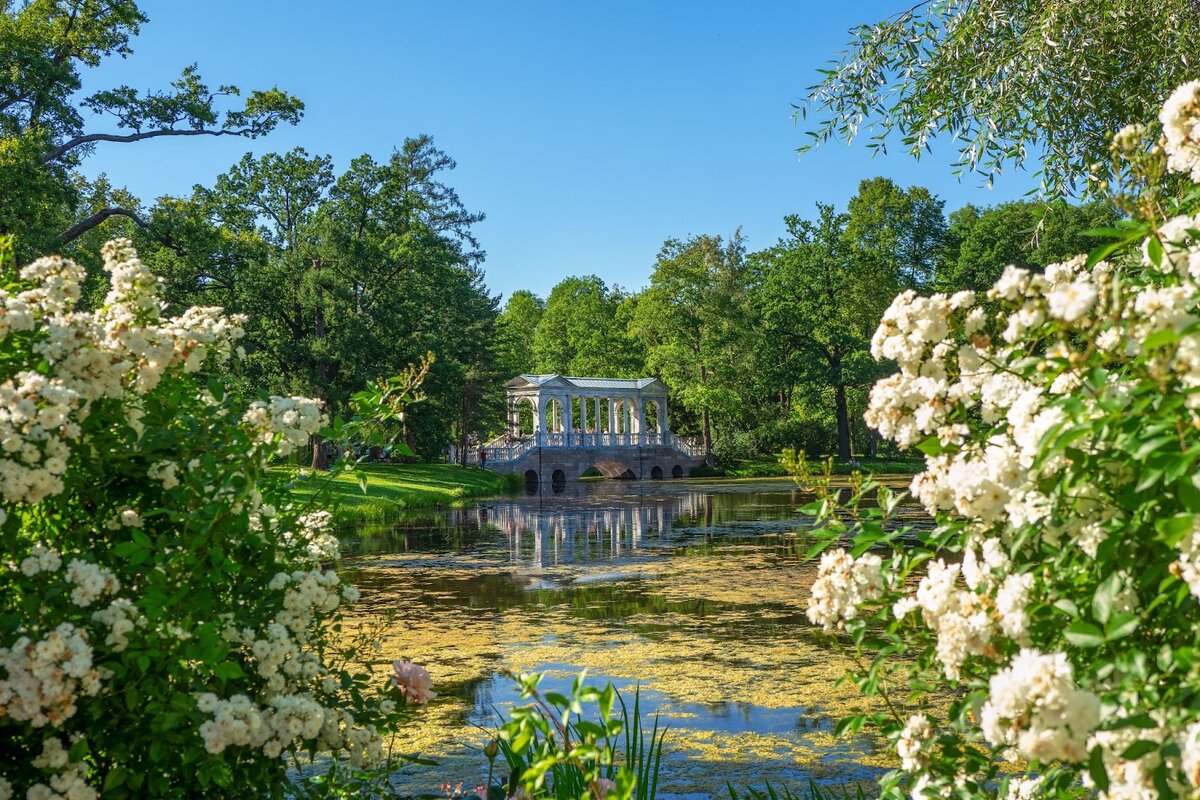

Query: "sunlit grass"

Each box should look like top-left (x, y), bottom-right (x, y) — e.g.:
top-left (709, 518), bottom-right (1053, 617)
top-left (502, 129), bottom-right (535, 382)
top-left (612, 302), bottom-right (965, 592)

top-left (287, 463), bottom-right (520, 524)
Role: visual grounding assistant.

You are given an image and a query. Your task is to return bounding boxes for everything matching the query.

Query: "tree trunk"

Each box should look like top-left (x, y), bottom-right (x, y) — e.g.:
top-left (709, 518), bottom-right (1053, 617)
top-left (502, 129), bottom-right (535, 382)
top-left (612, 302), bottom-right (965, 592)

top-left (702, 408), bottom-right (713, 466)
top-left (869, 430), bottom-right (878, 459)
top-left (310, 434), bottom-right (330, 471)
top-left (834, 383), bottom-right (851, 461)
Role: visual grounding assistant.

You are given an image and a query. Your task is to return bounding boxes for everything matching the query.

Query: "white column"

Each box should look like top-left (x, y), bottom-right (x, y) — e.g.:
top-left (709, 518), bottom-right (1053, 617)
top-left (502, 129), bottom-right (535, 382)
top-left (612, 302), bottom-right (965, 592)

top-left (538, 397), bottom-right (548, 445)
top-left (562, 395), bottom-right (573, 447)
top-left (661, 398), bottom-right (670, 435)
top-left (635, 398), bottom-right (646, 440)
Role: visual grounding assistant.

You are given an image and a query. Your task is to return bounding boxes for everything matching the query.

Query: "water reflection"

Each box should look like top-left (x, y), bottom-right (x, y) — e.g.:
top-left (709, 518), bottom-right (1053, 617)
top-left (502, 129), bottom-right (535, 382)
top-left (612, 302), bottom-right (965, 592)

top-left (343, 478), bottom-right (922, 797)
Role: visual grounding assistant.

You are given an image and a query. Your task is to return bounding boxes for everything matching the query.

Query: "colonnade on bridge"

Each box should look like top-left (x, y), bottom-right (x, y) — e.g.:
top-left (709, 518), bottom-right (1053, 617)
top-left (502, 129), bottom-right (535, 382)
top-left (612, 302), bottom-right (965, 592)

top-left (503, 374), bottom-right (670, 448)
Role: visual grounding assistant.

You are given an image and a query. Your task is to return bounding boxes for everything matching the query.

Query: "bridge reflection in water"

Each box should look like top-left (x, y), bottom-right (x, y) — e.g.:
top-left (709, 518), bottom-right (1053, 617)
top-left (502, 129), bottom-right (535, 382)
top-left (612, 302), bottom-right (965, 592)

top-left (429, 483), bottom-right (811, 572)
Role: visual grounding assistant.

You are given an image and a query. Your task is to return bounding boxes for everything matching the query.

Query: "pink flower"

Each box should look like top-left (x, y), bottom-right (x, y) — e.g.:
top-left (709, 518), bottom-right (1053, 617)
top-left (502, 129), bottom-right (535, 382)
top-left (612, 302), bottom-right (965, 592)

top-left (594, 778), bottom-right (617, 799)
top-left (391, 660), bottom-right (437, 703)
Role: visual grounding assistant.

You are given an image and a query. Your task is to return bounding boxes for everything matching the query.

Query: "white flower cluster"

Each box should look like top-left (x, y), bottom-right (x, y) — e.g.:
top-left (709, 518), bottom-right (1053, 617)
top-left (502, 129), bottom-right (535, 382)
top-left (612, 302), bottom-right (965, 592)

top-left (27, 737), bottom-right (96, 800)
top-left (897, 714), bottom-right (933, 771)
top-left (196, 692), bottom-right (383, 767)
top-left (980, 649), bottom-right (1099, 763)
top-left (65, 559), bottom-right (119, 607)
top-left (20, 543), bottom-right (62, 577)
top-left (273, 567), bottom-right (344, 641)
top-left (0, 623), bottom-right (102, 727)
top-left (0, 240), bottom-right (245, 507)
top-left (1087, 715), bottom-right (1168, 800)
top-left (805, 548), bottom-right (884, 630)
top-left (242, 395), bottom-right (324, 456)
top-left (91, 599), bottom-right (142, 652)
top-left (281, 510), bottom-right (341, 564)
top-left (1182, 722), bottom-right (1200, 790)
top-left (1162, 80), bottom-right (1200, 182)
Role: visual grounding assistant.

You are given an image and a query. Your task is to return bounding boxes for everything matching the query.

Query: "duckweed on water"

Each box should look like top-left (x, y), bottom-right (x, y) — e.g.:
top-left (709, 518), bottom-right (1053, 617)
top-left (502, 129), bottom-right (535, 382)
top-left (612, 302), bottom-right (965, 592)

top-left (339, 480), bottom-right (936, 796)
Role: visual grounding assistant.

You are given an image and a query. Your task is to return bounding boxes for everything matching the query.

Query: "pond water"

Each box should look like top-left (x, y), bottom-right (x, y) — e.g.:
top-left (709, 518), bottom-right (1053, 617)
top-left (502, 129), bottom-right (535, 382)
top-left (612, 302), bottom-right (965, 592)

top-left (341, 477), bottom-right (925, 798)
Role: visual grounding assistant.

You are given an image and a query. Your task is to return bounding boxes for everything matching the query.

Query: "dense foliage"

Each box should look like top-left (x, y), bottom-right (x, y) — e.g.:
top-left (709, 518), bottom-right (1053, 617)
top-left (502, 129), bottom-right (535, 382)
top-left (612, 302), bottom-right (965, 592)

top-left (798, 0), bottom-right (1200, 198)
top-left (505, 181), bottom-right (1105, 464)
top-left (0, 240), bottom-right (418, 798)
top-left (802, 83), bottom-right (1200, 799)
top-left (137, 138), bottom-right (501, 466)
top-left (0, 0), bottom-right (302, 260)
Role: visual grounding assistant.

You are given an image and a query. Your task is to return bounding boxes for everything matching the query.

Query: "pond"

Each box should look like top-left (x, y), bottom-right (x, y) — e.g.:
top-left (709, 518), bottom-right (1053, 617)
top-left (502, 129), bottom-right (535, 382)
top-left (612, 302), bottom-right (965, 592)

top-left (340, 477), bottom-right (926, 798)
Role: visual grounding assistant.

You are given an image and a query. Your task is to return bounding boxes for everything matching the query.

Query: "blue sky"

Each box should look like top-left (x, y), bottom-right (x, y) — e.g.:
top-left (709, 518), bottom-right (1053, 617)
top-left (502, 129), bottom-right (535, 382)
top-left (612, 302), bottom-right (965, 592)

top-left (79, 1), bottom-right (1037, 300)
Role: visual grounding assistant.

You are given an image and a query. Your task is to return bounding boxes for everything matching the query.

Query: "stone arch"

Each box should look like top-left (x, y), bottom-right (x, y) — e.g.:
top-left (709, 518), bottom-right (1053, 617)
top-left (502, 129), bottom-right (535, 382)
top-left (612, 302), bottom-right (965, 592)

top-left (650, 465), bottom-right (664, 480)
top-left (592, 459), bottom-right (637, 480)
top-left (515, 397), bottom-right (538, 436)
top-left (644, 399), bottom-right (660, 433)
top-left (523, 469), bottom-right (539, 491)
top-left (551, 469), bottom-right (566, 492)
top-left (671, 464), bottom-right (683, 478)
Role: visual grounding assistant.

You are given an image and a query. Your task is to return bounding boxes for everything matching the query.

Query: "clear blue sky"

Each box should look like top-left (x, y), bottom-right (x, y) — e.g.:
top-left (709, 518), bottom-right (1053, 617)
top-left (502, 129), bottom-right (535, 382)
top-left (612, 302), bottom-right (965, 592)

top-left (79, 1), bottom-right (1037, 300)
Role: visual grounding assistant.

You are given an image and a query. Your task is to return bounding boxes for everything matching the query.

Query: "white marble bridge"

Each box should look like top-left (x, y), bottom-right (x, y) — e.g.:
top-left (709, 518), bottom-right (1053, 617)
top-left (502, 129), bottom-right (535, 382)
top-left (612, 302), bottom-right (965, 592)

top-left (455, 375), bottom-right (706, 484)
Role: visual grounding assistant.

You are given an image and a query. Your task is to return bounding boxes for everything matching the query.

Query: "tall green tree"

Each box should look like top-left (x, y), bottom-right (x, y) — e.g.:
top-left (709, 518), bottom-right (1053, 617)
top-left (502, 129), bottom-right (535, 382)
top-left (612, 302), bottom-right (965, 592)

top-left (938, 200), bottom-right (1120, 291)
top-left (496, 290), bottom-right (546, 377)
top-left (801, 0), bottom-right (1200, 197)
top-left (630, 232), bottom-right (753, 459)
top-left (533, 276), bottom-right (642, 377)
top-left (142, 137), bottom-right (498, 466)
top-left (753, 179), bottom-right (945, 459)
top-left (0, 1), bottom-right (302, 259)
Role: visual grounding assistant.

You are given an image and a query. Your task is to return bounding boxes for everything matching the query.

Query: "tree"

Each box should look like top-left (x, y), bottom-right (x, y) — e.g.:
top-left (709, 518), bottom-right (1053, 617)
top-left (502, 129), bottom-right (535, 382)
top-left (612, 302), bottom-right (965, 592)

top-left (0, 1), bottom-right (302, 258)
top-left (752, 179), bottom-right (945, 459)
top-left (801, 0), bottom-right (1200, 197)
top-left (533, 276), bottom-right (642, 377)
top-left (496, 290), bottom-right (546, 378)
top-left (630, 233), bottom-right (753, 460)
top-left (142, 137), bottom-right (498, 466)
top-left (938, 200), bottom-right (1120, 291)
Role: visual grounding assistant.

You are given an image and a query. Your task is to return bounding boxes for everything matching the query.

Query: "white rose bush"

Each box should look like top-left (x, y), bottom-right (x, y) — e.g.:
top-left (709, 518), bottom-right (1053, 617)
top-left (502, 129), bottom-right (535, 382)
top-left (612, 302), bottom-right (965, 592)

top-left (0, 239), bottom-right (416, 798)
top-left (800, 82), bottom-right (1200, 799)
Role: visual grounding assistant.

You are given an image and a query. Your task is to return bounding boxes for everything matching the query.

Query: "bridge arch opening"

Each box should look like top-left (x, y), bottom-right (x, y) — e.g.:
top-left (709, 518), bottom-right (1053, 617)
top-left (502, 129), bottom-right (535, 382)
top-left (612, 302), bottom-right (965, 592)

top-left (672, 464), bottom-right (683, 478)
top-left (650, 465), bottom-right (664, 480)
top-left (523, 469), bottom-right (539, 493)
top-left (591, 460), bottom-right (637, 480)
top-left (551, 469), bottom-right (566, 493)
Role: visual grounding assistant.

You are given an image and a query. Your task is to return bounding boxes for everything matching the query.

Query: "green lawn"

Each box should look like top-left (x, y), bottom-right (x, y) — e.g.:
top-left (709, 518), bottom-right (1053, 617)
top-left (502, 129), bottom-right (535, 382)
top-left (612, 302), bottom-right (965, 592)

top-left (695, 455), bottom-right (924, 479)
top-left (287, 463), bottom-right (520, 526)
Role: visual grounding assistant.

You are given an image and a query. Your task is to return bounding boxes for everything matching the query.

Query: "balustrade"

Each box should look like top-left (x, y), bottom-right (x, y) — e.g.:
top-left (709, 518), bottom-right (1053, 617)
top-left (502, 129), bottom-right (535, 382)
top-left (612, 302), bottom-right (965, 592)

top-left (453, 430), bottom-right (704, 465)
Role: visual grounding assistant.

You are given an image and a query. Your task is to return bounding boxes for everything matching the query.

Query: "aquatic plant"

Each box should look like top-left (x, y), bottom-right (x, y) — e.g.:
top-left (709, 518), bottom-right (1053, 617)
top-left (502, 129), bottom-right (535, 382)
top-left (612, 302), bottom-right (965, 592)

top-left (488, 672), bottom-right (667, 800)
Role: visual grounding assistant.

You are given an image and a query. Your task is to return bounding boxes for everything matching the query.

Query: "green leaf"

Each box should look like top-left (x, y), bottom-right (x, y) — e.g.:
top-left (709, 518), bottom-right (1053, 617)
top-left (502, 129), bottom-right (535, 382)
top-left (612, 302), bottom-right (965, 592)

top-left (1143, 329), bottom-right (1180, 351)
top-left (1089, 745), bottom-right (1109, 792)
top-left (1093, 573), bottom-right (1121, 625)
top-left (1064, 621), bottom-right (1105, 648)
top-left (1106, 613), bottom-right (1140, 642)
top-left (215, 662), bottom-right (245, 679)
top-left (1121, 740), bottom-right (1159, 760)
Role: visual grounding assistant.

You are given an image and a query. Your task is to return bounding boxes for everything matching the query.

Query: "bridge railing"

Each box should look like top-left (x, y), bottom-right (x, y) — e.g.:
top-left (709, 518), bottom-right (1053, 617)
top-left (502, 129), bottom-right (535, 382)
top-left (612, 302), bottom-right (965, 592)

top-left (451, 431), bottom-right (706, 465)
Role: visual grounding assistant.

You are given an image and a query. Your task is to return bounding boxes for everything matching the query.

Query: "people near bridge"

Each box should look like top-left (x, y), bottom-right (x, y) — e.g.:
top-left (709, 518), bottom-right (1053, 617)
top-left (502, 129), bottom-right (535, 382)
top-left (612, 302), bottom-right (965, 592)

top-left (478, 445), bottom-right (487, 468)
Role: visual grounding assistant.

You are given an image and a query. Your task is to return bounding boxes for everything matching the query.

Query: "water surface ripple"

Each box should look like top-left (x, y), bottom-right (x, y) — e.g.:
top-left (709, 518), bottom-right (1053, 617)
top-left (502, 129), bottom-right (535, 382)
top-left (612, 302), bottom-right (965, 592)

top-left (342, 477), bottom-right (924, 797)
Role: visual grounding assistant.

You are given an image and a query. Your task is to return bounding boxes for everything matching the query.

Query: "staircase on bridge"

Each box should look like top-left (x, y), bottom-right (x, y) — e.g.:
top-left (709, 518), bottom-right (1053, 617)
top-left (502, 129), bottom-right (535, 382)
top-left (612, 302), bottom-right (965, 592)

top-left (454, 374), bottom-right (707, 483)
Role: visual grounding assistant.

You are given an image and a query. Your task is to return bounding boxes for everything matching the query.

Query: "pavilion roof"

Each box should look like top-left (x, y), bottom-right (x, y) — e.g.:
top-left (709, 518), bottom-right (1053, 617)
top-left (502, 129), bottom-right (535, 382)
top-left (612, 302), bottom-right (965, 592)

top-left (504, 374), bottom-right (667, 393)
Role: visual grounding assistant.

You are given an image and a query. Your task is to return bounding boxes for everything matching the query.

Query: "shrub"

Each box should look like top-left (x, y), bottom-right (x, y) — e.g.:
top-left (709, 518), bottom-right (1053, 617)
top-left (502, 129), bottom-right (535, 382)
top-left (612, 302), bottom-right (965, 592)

top-left (798, 83), bottom-right (1200, 800)
top-left (0, 240), bottom-right (409, 798)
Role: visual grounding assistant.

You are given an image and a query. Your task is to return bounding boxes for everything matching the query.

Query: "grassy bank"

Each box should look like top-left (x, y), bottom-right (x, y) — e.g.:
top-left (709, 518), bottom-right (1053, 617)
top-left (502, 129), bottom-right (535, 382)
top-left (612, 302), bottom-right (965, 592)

top-left (694, 455), bottom-right (924, 479)
top-left (288, 463), bottom-right (521, 526)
